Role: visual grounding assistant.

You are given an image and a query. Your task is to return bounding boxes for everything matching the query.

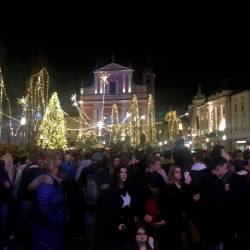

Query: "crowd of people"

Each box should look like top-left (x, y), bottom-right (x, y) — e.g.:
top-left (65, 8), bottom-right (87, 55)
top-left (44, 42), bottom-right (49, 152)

top-left (1, 141), bottom-right (250, 250)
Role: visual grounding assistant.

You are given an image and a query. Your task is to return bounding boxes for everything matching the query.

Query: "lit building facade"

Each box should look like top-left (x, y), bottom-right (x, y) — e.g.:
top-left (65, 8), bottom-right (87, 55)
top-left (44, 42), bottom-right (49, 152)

top-left (189, 87), bottom-right (250, 151)
top-left (79, 61), bottom-right (155, 138)
top-left (231, 91), bottom-right (250, 150)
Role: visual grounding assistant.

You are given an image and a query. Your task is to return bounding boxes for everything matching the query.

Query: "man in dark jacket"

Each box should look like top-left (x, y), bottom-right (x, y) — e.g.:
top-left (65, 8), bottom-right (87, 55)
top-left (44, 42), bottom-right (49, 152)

top-left (77, 152), bottom-right (109, 250)
top-left (17, 153), bottom-right (43, 248)
top-left (201, 156), bottom-right (229, 250)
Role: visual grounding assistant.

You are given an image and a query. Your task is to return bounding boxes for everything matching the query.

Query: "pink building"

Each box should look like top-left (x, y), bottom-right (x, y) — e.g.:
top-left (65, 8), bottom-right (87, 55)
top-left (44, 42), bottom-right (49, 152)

top-left (79, 61), bottom-right (155, 137)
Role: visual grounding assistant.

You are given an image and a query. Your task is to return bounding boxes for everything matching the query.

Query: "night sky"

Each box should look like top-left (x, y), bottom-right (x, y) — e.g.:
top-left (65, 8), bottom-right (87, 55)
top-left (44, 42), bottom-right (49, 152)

top-left (1, 13), bottom-right (250, 117)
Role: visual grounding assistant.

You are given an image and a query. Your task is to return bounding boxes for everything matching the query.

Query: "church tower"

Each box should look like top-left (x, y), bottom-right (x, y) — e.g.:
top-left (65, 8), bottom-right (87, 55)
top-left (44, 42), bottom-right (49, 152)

top-left (143, 54), bottom-right (155, 100)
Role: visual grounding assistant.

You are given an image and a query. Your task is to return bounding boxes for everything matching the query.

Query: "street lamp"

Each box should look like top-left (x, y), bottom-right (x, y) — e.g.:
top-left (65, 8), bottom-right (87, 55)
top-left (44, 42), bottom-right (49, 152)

top-left (179, 112), bottom-right (189, 118)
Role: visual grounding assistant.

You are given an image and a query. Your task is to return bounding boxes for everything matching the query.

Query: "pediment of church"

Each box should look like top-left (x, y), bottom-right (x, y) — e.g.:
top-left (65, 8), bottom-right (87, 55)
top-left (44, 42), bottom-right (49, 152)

top-left (94, 63), bottom-right (132, 72)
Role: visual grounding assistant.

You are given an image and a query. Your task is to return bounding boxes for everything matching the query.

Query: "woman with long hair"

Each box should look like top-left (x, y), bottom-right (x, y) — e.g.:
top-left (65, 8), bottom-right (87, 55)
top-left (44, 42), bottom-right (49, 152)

top-left (143, 172), bottom-right (169, 250)
top-left (100, 165), bottom-right (136, 250)
top-left (2, 153), bottom-right (15, 184)
top-left (167, 165), bottom-right (193, 249)
top-left (123, 223), bottom-right (154, 250)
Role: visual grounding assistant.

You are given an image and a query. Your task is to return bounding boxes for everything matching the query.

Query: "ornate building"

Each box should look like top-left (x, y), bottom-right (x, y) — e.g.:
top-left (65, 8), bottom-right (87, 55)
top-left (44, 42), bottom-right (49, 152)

top-left (189, 86), bottom-right (250, 151)
top-left (79, 61), bottom-right (155, 140)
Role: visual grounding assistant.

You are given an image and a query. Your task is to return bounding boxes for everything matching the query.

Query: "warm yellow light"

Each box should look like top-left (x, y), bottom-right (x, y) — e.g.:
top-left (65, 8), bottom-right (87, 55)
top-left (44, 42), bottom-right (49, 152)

top-left (179, 123), bottom-right (183, 130)
top-left (20, 117), bottom-right (26, 125)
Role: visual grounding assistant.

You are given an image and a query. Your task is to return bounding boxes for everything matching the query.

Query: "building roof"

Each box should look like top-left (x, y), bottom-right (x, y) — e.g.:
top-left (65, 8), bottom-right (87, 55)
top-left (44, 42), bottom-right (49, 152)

top-left (94, 63), bottom-right (133, 72)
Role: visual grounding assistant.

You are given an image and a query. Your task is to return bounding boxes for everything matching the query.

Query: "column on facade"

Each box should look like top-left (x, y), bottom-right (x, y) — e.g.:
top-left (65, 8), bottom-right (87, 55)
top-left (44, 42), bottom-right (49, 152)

top-left (208, 105), bottom-right (212, 133)
top-left (94, 76), bottom-right (98, 94)
top-left (93, 106), bottom-right (97, 124)
top-left (196, 108), bottom-right (200, 136)
top-left (221, 104), bottom-right (223, 120)
top-left (215, 106), bottom-right (218, 131)
top-left (122, 75), bottom-right (126, 93)
top-left (107, 80), bottom-right (110, 95)
top-left (128, 74), bottom-right (132, 93)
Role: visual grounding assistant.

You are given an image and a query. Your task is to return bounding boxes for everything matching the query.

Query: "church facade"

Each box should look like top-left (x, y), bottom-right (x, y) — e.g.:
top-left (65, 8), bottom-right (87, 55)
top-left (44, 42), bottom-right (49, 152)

top-left (79, 61), bottom-right (155, 138)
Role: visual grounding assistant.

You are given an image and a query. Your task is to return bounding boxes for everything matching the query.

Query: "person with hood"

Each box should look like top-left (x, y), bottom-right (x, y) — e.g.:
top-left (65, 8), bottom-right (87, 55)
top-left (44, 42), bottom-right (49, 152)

top-left (77, 151), bottom-right (109, 250)
top-left (201, 156), bottom-right (230, 250)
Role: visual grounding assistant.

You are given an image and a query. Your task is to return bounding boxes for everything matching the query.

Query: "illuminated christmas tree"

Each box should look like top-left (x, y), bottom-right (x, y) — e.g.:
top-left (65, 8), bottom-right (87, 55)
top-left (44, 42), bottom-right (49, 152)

top-left (146, 94), bottom-right (156, 144)
top-left (130, 95), bottom-right (140, 147)
top-left (111, 101), bottom-right (121, 143)
top-left (37, 92), bottom-right (67, 150)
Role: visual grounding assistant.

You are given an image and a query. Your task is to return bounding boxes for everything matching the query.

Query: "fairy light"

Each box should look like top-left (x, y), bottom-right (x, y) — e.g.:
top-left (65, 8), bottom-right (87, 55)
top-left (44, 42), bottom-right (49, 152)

top-left (111, 101), bottom-right (121, 143)
top-left (130, 95), bottom-right (140, 147)
top-left (146, 94), bottom-right (156, 144)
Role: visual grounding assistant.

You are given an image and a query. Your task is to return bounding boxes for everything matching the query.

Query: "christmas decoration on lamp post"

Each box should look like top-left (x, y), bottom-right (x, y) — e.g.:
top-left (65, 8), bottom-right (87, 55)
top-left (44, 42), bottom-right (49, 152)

top-left (111, 101), bottom-right (121, 143)
top-left (146, 94), bottom-right (156, 144)
top-left (165, 110), bottom-right (180, 142)
top-left (98, 72), bottom-right (110, 136)
top-left (37, 92), bottom-right (67, 150)
top-left (130, 95), bottom-right (140, 147)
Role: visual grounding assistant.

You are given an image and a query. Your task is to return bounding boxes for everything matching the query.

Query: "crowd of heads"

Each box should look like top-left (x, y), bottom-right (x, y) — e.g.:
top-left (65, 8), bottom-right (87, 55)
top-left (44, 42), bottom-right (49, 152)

top-left (1, 143), bottom-right (250, 249)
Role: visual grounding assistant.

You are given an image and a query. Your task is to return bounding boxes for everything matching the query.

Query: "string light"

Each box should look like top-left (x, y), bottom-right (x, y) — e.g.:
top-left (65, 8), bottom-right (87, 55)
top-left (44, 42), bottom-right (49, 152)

top-left (146, 94), bottom-right (156, 144)
top-left (129, 95), bottom-right (140, 147)
top-left (99, 72), bottom-right (110, 126)
top-left (111, 101), bottom-right (121, 143)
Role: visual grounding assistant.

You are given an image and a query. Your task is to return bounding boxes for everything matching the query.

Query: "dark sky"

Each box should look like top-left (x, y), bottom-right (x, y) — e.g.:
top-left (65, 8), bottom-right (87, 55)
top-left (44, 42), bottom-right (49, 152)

top-left (1, 11), bottom-right (250, 116)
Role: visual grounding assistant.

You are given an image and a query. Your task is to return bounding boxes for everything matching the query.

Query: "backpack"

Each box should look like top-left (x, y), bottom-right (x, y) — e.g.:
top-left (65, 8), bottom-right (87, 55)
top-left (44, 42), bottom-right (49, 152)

top-left (84, 168), bottom-right (103, 205)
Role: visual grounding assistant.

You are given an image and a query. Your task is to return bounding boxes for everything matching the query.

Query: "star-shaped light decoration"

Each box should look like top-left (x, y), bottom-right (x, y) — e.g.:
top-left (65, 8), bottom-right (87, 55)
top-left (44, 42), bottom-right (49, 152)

top-left (71, 93), bottom-right (78, 107)
top-left (99, 72), bottom-right (110, 86)
top-left (17, 97), bottom-right (27, 106)
top-left (71, 93), bottom-right (77, 102)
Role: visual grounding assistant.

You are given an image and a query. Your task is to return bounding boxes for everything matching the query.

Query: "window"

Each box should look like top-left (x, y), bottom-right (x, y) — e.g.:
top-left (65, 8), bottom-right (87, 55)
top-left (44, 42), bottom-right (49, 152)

top-left (110, 82), bottom-right (116, 95)
top-left (234, 103), bottom-right (237, 113)
top-left (235, 121), bottom-right (238, 131)
top-left (242, 120), bottom-right (246, 130)
top-left (241, 102), bottom-right (245, 111)
top-left (146, 78), bottom-right (151, 85)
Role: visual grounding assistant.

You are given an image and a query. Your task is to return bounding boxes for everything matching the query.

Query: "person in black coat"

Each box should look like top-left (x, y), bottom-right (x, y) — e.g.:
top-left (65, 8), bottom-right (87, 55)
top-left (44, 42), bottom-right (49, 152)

top-left (142, 172), bottom-right (169, 250)
top-left (201, 156), bottom-right (230, 250)
top-left (99, 165), bottom-right (137, 250)
top-left (228, 160), bottom-right (250, 248)
top-left (167, 165), bottom-right (193, 250)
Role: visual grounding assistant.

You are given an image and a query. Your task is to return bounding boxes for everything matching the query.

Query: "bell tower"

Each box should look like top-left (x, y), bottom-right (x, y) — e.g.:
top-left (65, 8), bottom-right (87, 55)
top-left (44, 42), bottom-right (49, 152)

top-left (143, 54), bottom-right (155, 100)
